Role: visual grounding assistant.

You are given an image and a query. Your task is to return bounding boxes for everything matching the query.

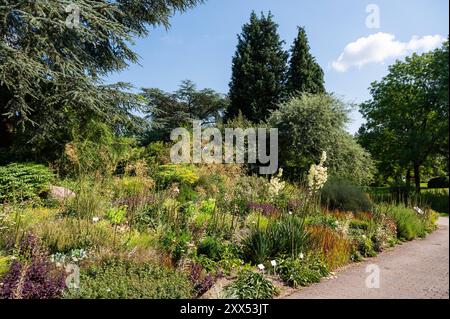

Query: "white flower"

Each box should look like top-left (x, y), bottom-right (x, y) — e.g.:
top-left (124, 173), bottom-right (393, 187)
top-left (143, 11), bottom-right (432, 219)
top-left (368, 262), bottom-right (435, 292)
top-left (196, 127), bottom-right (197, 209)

top-left (269, 169), bottom-right (286, 198)
top-left (173, 187), bottom-right (180, 194)
top-left (307, 151), bottom-right (328, 193)
top-left (288, 211), bottom-right (293, 215)
top-left (257, 264), bottom-right (265, 271)
top-left (271, 260), bottom-right (277, 267)
top-left (299, 252), bottom-right (304, 259)
top-left (92, 217), bottom-right (100, 223)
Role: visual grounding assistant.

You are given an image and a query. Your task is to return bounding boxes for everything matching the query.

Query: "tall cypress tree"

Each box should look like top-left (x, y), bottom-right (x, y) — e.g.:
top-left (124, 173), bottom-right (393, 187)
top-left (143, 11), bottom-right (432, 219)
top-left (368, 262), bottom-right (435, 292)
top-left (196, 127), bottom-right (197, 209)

top-left (287, 27), bottom-right (325, 95)
top-left (227, 12), bottom-right (288, 123)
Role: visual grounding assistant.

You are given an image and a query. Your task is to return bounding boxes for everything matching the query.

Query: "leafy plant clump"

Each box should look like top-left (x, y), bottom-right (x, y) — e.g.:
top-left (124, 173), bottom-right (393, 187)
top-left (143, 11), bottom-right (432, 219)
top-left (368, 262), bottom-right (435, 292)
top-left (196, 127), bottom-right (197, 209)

top-left (65, 258), bottom-right (193, 299)
top-left (321, 178), bottom-right (373, 212)
top-left (197, 236), bottom-right (225, 261)
top-left (242, 215), bottom-right (309, 264)
top-left (0, 163), bottom-right (54, 202)
top-left (276, 254), bottom-right (329, 288)
top-left (0, 233), bottom-right (66, 299)
top-left (224, 270), bottom-right (278, 299)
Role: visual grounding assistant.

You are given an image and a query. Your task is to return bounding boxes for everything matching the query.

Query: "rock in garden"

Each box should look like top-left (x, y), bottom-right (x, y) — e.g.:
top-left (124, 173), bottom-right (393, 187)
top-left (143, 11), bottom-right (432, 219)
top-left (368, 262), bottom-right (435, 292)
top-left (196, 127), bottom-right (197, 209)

top-left (49, 186), bottom-right (75, 201)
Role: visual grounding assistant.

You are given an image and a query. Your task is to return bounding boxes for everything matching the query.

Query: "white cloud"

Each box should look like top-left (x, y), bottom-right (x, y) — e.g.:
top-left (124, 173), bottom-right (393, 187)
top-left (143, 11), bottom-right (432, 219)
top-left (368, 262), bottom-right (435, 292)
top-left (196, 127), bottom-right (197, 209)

top-left (332, 33), bottom-right (445, 72)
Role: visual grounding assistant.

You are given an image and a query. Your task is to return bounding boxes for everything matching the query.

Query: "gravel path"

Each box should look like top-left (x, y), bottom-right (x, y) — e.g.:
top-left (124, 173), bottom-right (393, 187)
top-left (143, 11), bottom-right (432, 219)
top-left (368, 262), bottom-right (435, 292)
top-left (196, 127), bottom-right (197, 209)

top-left (285, 217), bottom-right (449, 299)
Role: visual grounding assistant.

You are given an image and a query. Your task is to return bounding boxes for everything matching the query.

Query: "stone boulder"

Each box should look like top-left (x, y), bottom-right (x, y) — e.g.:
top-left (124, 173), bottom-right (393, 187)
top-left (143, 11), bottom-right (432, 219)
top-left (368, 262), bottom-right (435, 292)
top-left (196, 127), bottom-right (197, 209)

top-left (49, 186), bottom-right (75, 201)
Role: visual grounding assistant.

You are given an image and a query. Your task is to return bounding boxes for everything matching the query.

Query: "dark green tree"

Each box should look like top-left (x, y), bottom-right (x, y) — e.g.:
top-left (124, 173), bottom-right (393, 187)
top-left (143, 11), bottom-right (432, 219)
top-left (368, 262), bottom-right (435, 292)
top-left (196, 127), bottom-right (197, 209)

top-left (226, 11), bottom-right (288, 123)
top-left (286, 27), bottom-right (325, 95)
top-left (358, 40), bottom-right (449, 191)
top-left (0, 0), bottom-right (203, 161)
top-left (142, 80), bottom-right (228, 141)
top-left (269, 94), bottom-right (376, 185)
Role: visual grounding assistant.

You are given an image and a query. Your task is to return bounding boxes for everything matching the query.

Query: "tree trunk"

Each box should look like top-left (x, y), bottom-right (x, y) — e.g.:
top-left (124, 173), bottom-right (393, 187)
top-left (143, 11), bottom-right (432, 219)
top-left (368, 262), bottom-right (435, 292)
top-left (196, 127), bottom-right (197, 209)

top-left (0, 117), bottom-right (14, 149)
top-left (413, 163), bottom-right (421, 193)
top-left (405, 168), bottom-right (411, 189)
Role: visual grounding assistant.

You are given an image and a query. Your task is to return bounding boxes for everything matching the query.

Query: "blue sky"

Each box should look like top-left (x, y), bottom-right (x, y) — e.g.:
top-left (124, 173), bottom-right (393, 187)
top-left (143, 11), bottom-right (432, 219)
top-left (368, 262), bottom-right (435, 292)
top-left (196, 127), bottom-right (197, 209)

top-left (107, 0), bottom-right (449, 134)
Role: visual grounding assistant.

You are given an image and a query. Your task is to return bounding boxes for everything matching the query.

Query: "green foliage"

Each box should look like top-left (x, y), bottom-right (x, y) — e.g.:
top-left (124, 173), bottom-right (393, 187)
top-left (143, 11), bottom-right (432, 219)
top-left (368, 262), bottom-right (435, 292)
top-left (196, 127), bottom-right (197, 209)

top-left (242, 215), bottom-right (309, 264)
top-left (0, 163), bottom-right (54, 202)
top-left (65, 258), bottom-right (193, 299)
top-left (157, 164), bottom-right (200, 188)
top-left (160, 229), bottom-right (192, 263)
top-left (276, 255), bottom-right (329, 288)
top-left (428, 177), bottom-right (449, 189)
top-left (0, 0), bottom-right (203, 159)
top-left (287, 27), bottom-right (325, 95)
top-left (352, 234), bottom-right (377, 258)
top-left (224, 270), bottom-right (278, 299)
top-left (384, 205), bottom-right (428, 240)
top-left (227, 11), bottom-right (288, 122)
top-left (269, 94), bottom-right (375, 184)
top-left (34, 218), bottom-right (116, 254)
top-left (359, 41), bottom-right (449, 189)
top-left (197, 236), bottom-right (225, 261)
top-left (321, 178), bottom-right (373, 212)
top-left (420, 188), bottom-right (449, 214)
top-left (0, 254), bottom-right (10, 278)
top-left (106, 207), bottom-right (127, 225)
top-left (142, 80), bottom-right (228, 141)
top-left (62, 121), bottom-right (136, 176)
top-left (65, 177), bottom-right (108, 220)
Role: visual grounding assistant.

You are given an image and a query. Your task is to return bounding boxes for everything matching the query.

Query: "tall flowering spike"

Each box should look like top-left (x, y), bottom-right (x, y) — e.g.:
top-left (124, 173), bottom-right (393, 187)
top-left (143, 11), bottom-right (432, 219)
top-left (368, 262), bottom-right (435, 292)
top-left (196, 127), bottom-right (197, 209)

top-left (269, 169), bottom-right (286, 199)
top-left (307, 151), bottom-right (328, 193)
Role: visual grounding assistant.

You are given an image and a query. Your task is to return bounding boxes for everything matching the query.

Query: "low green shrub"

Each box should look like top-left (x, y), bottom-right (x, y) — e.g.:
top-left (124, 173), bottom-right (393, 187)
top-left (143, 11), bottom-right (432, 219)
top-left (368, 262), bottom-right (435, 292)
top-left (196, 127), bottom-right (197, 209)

top-left (224, 270), bottom-right (278, 299)
top-left (157, 164), bottom-right (199, 188)
top-left (65, 258), bottom-right (193, 299)
top-left (321, 178), bottom-right (373, 212)
top-left (0, 163), bottom-right (54, 202)
top-left (385, 205), bottom-right (426, 240)
top-left (351, 234), bottom-right (377, 258)
top-left (197, 236), bottom-right (225, 261)
top-left (276, 254), bottom-right (329, 288)
top-left (349, 219), bottom-right (370, 231)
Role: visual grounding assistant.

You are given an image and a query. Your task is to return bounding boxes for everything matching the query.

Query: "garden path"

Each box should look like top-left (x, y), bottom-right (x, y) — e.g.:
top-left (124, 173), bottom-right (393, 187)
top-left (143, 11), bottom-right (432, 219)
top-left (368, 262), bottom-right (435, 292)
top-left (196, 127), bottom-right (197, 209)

top-left (285, 217), bottom-right (449, 299)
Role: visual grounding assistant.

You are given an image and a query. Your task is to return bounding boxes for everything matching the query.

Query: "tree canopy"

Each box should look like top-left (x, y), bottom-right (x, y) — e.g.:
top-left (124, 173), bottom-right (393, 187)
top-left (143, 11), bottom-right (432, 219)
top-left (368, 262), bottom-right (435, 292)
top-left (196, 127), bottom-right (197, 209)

top-left (286, 27), bottom-right (325, 95)
top-left (142, 80), bottom-right (228, 141)
top-left (358, 40), bottom-right (449, 190)
top-left (269, 94), bottom-right (376, 185)
top-left (226, 11), bottom-right (288, 123)
top-left (0, 0), bottom-right (203, 160)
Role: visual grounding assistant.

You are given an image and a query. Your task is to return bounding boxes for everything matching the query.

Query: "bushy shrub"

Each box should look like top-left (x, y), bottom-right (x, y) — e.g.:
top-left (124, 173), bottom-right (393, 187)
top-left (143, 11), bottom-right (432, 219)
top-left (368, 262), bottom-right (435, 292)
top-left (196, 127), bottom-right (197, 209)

top-left (0, 163), bottom-right (54, 202)
top-left (428, 176), bottom-right (449, 189)
top-left (224, 270), bottom-right (278, 299)
top-left (0, 233), bottom-right (66, 299)
top-left (352, 234), bottom-right (377, 258)
top-left (385, 205), bottom-right (427, 240)
top-left (197, 236), bottom-right (225, 261)
top-left (65, 258), bottom-right (192, 299)
top-left (276, 254), bottom-right (329, 288)
top-left (321, 178), bottom-right (373, 212)
top-left (157, 164), bottom-right (199, 188)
